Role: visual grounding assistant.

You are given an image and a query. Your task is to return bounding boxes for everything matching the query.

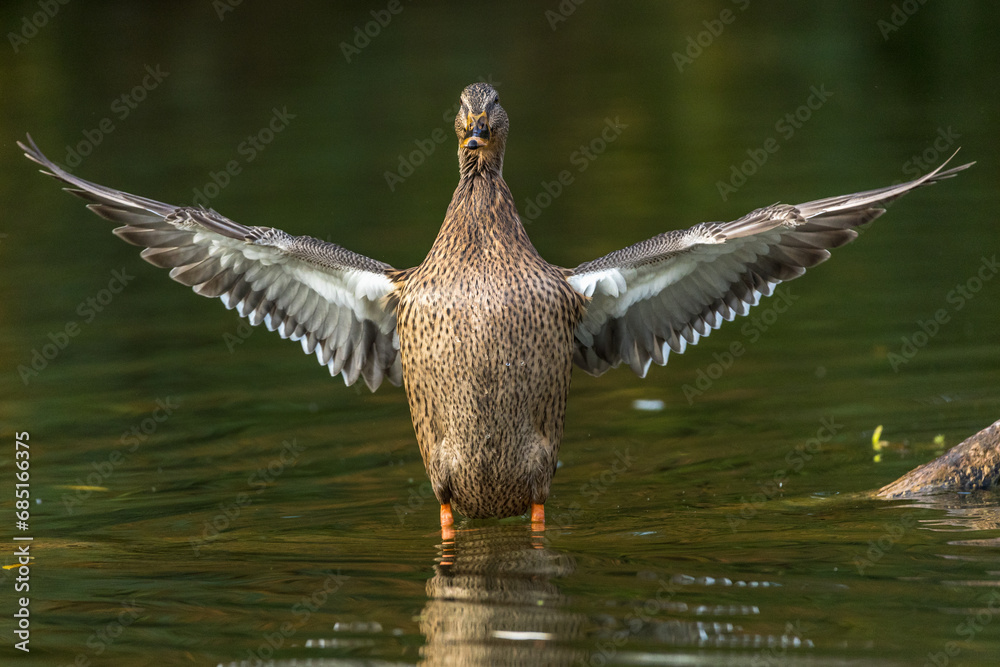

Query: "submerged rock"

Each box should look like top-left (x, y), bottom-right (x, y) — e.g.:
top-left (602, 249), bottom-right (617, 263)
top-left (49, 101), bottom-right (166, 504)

top-left (878, 419), bottom-right (1000, 498)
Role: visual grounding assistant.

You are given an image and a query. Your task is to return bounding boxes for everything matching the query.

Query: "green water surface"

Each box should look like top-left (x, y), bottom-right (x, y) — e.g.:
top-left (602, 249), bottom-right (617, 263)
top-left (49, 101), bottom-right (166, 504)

top-left (1, 2), bottom-right (999, 665)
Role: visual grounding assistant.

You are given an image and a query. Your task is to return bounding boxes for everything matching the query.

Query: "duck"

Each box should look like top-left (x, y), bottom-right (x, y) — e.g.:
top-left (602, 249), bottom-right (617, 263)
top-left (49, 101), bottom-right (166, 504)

top-left (20, 82), bottom-right (972, 534)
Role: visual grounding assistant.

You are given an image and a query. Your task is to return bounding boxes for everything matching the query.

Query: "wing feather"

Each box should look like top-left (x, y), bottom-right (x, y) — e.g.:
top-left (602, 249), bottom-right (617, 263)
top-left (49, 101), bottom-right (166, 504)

top-left (19, 134), bottom-right (403, 391)
top-left (568, 153), bottom-right (973, 377)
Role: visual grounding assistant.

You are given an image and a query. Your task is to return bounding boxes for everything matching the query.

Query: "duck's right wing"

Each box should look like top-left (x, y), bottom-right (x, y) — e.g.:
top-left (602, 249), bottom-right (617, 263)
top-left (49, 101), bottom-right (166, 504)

top-left (567, 154), bottom-right (973, 378)
top-left (20, 134), bottom-right (402, 391)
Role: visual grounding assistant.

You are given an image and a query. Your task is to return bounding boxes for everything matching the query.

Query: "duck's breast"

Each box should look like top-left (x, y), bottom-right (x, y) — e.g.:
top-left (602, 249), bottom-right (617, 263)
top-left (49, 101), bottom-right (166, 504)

top-left (397, 259), bottom-right (583, 517)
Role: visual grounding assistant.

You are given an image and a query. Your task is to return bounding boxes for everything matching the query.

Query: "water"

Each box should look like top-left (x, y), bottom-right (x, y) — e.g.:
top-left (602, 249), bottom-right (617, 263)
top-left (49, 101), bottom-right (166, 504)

top-left (2, 2), bottom-right (999, 665)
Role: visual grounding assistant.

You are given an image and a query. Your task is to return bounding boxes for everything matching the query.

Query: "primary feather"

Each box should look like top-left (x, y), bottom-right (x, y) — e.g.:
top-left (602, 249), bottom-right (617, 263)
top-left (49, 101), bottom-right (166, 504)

top-left (568, 155), bottom-right (973, 377)
top-left (19, 134), bottom-right (401, 391)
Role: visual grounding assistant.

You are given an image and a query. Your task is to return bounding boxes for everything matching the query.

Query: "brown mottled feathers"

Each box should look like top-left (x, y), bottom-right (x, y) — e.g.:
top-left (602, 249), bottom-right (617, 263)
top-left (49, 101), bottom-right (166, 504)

top-left (20, 81), bottom-right (973, 522)
top-left (397, 170), bottom-right (584, 518)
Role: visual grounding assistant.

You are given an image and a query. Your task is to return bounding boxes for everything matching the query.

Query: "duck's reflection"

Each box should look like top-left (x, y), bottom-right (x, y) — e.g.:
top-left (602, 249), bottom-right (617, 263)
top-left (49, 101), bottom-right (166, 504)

top-left (416, 525), bottom-right (815, 665)
top-left (418, 525), bottom-right (585, 666)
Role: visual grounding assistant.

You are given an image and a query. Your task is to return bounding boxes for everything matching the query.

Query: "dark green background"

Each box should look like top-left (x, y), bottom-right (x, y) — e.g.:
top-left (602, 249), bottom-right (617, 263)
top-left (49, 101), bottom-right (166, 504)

top-left (1, 2), bottom-right (998, 665)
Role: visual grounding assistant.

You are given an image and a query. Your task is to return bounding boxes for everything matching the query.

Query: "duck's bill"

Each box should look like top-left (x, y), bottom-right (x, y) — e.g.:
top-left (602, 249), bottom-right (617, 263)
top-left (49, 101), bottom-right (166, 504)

top-left (462, 135), bottom-right (489, 149)
top-left (462, 112), bottom-right (490, 149)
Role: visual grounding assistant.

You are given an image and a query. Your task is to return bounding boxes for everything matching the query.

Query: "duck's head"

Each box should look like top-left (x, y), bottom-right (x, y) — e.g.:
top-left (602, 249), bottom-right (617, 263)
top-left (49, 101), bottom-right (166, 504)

top-left (455, 82), bottom-right (508, 177)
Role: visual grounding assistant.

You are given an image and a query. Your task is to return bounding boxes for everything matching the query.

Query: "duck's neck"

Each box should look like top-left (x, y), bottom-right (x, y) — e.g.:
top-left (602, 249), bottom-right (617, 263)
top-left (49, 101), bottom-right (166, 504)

top-left (432, 162), bottom-right (536, 258)
top-left (450, 169), bottom-right (515, 222)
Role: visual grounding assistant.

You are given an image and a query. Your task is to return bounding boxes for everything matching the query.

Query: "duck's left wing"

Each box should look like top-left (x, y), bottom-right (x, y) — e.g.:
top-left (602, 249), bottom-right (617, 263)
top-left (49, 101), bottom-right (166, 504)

top-left (19, 134), bottom-right (402, 391)
top-left (567, 155), bottom-right (973, 377)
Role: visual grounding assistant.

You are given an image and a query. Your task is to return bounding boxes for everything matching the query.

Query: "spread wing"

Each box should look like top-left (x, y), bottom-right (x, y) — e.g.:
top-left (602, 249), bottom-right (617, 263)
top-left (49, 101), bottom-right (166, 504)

top-left (568, 154), bottom-right (973, 377)
top-left (19, 134), bottom-right (402, 391)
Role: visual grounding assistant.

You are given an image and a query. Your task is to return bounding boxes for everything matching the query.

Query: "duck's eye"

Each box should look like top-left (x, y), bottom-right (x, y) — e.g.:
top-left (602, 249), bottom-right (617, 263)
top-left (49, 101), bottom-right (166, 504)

top-left (492, 95), bottom-right (500, 106)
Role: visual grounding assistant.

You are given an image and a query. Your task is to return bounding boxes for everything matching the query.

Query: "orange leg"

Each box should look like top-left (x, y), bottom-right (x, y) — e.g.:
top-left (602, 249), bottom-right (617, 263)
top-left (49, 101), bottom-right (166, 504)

top-left (440, 503), bottom-right (454, 527)
top-left (440, 503), bottom-right (455, 541)
top-left (531, 503), bottom-right (545, 525)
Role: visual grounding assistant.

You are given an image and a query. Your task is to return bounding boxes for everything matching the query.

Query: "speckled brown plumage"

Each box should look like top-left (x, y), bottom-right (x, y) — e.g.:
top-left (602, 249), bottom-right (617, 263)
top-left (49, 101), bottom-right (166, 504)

top-left (396, 82), bottom-right (585, 519)
top-left (20, 82), bottom-right (972, 530)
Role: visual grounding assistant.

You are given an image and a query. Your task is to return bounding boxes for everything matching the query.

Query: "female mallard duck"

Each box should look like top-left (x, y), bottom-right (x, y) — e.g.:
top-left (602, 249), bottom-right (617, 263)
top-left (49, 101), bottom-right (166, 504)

top-left (20, 82), bottom-right (971, 532)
